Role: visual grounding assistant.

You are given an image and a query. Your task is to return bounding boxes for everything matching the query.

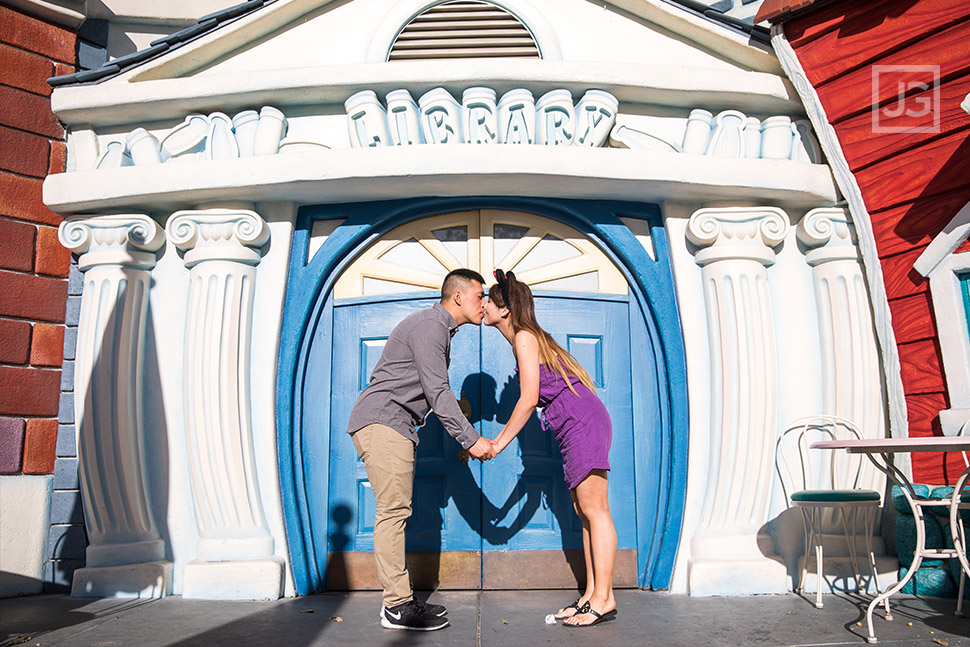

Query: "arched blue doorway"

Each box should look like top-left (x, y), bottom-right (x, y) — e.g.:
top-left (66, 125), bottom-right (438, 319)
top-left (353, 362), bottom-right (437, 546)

top-left (277, 197), bottom-right (688, 594)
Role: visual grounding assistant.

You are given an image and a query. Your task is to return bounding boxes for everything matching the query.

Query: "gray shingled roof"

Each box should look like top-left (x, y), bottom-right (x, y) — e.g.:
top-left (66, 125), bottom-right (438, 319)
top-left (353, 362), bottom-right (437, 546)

top-left (47, 0), bottom-right (768, 88)
top-left (48, 0), bottom-right (278, 86)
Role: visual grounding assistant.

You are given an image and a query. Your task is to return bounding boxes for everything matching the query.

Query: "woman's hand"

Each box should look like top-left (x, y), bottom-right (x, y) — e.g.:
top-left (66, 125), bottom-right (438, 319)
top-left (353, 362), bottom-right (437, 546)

top-left (490, 438), bottom-right (503, 456)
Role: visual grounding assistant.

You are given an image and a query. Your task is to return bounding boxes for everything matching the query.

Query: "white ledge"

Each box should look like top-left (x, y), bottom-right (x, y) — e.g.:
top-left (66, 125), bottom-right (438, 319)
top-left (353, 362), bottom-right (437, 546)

top-left (51, 60), bottom-right (801, 128)
top-left (43, 146), bottom-right (838, 214)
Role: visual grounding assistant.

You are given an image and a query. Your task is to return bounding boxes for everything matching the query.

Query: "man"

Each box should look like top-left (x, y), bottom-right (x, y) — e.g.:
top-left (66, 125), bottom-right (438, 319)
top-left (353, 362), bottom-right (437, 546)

top-left (346, 268), bottom-right (495, 631)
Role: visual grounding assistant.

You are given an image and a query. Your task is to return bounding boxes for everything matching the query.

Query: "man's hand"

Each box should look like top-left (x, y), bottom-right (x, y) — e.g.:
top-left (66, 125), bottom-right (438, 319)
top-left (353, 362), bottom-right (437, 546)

top-left (468, 436), bottom-right (495, 461)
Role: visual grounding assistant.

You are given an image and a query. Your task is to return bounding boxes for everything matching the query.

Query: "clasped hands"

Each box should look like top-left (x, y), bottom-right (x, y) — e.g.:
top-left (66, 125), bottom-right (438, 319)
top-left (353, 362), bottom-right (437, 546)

top-left (467, 436), bottom-right (503, 462)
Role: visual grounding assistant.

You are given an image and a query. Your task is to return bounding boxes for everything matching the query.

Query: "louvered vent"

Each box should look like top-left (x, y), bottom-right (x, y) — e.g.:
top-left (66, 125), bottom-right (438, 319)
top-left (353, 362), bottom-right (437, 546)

top-left (388, 1), bottom-right (540, 61)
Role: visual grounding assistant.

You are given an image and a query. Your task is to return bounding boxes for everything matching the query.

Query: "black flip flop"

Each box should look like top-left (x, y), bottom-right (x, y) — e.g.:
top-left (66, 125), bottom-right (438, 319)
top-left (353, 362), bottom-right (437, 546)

top-left (563, 608), bottom-right (617, 628)
top-left (554, 599), bottom-right (590, 619)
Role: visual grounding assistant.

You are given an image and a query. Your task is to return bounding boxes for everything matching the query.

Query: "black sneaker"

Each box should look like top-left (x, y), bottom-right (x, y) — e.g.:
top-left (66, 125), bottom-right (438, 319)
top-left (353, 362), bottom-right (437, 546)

top-left (414, 598), bottom-right (447, 617)
top-left (381, 600), bottom-right (450, 631)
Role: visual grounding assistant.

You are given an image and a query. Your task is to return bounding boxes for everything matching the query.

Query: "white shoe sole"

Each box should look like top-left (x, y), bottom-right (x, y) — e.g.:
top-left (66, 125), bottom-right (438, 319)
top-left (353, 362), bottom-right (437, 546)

top-left (379, 606), bottom-right (447, 619)
top-left (380, 616), bottom-right (450, 631)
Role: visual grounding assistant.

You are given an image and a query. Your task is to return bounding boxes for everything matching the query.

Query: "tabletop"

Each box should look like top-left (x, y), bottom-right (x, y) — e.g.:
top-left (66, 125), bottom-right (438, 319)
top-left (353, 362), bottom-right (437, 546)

top-left (812, 436), bottom-right (970, 454)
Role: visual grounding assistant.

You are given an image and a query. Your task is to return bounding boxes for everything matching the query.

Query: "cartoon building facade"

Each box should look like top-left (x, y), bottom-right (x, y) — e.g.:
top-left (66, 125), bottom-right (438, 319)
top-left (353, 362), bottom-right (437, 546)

top-left (5, 0), bottom-right (967, 601)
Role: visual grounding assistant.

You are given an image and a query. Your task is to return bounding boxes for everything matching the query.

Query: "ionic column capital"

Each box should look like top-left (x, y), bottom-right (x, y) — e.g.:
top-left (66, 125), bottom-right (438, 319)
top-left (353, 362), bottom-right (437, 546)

top-left (796, 207), bottom-right (859, 266)
top-left (167, 208), bottom-right (269, 268)
top-left (58, 214), bottom-right (164, 271)
top-left (686, 206), bottom-right (789, 266)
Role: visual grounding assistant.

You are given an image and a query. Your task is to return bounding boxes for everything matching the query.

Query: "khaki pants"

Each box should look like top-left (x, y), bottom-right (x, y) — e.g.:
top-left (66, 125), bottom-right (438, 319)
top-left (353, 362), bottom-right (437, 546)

top-left (351, 423), bottom-right (416, 608)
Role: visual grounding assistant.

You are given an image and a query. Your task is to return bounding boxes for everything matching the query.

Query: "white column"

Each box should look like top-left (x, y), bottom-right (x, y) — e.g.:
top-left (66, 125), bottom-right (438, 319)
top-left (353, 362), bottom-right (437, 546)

top-left (166, 207), bottom-right (283, 600)
top-left (797, 208), bottom-right (885, 446)
top-left (685, 206), bottom-right (791, 595)
top-left (58, 214), bottom-right (172, 598)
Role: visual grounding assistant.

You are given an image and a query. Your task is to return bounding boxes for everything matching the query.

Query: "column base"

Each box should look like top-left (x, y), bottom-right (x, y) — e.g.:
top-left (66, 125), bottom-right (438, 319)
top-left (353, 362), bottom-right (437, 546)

top-left (71, 560), bottom-right (173, 598)
top-left (687, 534), bottom-right (790, 596)
top-left (181, 556), bottom-right (284, 600)
top-left (87, 538), bottom-right (166, 567)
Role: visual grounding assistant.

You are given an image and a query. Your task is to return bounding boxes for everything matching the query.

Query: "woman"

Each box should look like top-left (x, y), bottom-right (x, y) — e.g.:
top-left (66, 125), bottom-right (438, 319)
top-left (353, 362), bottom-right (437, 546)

top-left (484, 269), bottom-right (617, 627)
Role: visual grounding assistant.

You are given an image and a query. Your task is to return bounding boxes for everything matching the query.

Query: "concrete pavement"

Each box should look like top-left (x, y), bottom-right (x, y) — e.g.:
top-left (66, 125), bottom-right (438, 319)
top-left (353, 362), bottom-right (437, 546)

top-left (2, 589), bottom-right (969, 646)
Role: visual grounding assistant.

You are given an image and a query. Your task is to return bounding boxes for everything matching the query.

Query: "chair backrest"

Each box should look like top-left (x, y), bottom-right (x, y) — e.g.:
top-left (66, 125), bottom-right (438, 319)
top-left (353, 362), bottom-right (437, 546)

top-left (775, 415), bottom-right (869, 506)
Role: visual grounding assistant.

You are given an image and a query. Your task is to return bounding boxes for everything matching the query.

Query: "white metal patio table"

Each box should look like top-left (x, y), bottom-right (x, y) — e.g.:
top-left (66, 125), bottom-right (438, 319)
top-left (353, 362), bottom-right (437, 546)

top-left (811, 436), bottom-right (970, 643)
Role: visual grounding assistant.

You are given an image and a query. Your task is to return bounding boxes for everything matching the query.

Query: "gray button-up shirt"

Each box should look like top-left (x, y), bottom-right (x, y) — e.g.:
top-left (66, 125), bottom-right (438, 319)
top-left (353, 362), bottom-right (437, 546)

top-left (345, 302), bottom-right (480, 449)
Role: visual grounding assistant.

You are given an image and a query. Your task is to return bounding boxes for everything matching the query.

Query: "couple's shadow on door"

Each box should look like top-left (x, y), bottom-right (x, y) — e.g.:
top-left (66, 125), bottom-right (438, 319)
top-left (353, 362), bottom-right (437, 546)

top-left (408, 373), bottom-right (583, 589)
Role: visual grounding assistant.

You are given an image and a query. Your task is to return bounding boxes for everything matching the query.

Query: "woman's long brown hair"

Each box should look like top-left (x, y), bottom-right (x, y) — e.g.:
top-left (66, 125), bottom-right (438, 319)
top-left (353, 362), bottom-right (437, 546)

top-left (491, 270), bottom-right (596, 394)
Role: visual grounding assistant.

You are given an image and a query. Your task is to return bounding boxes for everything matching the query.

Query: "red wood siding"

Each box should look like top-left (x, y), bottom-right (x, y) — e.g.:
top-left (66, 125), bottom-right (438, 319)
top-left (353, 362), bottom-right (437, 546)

top-left (785, 0), bottom-right (970, 483)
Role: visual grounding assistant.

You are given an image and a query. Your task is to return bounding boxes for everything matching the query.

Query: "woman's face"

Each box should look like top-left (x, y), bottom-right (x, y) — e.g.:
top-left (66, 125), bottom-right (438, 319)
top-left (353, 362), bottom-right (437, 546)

top-left (483, 294), bottom-right (507, 327)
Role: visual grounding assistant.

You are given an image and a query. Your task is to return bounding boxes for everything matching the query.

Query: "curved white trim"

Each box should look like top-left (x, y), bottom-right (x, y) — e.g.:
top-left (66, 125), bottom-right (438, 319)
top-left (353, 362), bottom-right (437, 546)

top-left (769, 27), bottom-right (908, 458)
top-left (364, 0), bottom-right (562, 63)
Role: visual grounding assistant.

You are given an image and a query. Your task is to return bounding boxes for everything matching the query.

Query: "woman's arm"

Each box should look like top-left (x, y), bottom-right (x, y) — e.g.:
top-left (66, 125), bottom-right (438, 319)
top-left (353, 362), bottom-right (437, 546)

top-left (492, 330), bottom-right (540, 455)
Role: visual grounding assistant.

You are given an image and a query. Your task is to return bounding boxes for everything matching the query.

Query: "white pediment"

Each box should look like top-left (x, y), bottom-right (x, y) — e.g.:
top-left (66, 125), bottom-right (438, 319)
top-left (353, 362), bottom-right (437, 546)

top-left (52, 0), bottom-right (797, 130)
top-left (46, 0), bottom-right (830, 217)
top-left (112, 0), bottom-right (781, 83)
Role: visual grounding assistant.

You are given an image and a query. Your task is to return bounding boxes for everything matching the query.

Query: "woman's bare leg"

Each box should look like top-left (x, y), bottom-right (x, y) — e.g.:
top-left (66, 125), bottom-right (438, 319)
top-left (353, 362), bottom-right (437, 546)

top-left (564, 470), bottom-right (616, 625)
top-left (555, 493), bottom-right (594, 618)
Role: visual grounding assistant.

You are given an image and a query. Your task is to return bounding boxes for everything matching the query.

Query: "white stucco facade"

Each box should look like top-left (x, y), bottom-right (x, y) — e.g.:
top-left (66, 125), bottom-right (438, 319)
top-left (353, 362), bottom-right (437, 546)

top-left (41, 0), bottom-right (895, 599)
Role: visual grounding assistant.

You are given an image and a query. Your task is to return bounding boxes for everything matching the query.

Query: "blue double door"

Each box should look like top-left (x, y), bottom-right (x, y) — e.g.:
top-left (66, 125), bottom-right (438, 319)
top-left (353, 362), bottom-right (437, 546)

top-left (325, 291), bottom-right (636, 589)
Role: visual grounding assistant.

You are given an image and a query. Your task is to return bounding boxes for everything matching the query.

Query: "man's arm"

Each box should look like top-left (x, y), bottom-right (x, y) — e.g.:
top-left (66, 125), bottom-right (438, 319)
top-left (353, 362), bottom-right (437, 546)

top-left (411, 326), bottom-right (481, 449)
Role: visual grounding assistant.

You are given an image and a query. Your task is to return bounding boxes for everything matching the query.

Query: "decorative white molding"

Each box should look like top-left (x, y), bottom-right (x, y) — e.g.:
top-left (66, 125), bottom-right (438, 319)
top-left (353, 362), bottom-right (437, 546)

top-left (89, 95), bottom-right (820, 173)
top-left (57, 214), bottom-right (173, 598)
top-left (687, 206), bottom-right (788, 267)
top-left (685, 206), bottom-right (791, 595)
top-left (346, 87), bottom-right (618, 149)
top-left (166, 207), bottom-right (283, 599)
top-left (59, 214), bottom-right (165, 270)
top-left (797, 208), bottom-right (886, 501)
top-left (671, 108), bottom-right (820, 162)
top-left (98, 107), bottom-right (289, 169)
top-left (769, 26), bottom-right (909, 457)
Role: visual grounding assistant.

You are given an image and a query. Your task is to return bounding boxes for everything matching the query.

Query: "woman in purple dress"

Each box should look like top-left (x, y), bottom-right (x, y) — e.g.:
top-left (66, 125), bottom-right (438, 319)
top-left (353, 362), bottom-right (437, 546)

top-left (484, 269), bottom-right (617, 627)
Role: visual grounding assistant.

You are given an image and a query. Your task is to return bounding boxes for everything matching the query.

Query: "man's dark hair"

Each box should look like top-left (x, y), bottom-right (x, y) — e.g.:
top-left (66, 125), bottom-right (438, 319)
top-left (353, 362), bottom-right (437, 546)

top-left (440, 268), bottom-right (486, 302)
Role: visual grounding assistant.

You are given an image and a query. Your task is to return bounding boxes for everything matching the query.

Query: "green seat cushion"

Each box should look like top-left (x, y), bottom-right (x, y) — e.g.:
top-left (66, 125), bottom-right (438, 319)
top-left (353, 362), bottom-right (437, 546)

top-left (792, 489), bottom-right (880, 503)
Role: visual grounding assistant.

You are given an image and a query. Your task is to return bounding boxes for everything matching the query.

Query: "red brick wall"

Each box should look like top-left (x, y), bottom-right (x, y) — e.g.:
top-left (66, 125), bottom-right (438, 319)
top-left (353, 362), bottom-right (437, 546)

top-left (0, 6), bottom-right (74, 476)
top-left (784, 0), bottom-right (970, 483)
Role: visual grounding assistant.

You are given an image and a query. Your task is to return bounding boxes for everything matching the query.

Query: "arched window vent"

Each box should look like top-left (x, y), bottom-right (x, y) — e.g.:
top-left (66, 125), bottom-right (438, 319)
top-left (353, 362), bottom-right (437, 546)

top-left (388, 1), bottom-right (541, 61)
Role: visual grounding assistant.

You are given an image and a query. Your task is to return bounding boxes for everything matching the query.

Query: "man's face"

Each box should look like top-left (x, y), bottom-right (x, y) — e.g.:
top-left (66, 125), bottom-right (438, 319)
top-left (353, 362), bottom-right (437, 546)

top-left (457, 281), bottom-right (485, 325)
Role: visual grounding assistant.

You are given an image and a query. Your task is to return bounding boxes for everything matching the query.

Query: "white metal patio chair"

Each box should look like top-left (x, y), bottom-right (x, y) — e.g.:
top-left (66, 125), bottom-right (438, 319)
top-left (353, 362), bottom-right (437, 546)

top-left (776, 416), bottom-right (889, 612)
top-left (925, 418), bottom-right (970, 615)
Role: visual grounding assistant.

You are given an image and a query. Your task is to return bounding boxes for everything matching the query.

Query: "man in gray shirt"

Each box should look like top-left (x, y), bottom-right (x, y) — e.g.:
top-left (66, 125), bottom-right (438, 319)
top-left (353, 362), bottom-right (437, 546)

top-left (346, 268), bottom-right (494, 631)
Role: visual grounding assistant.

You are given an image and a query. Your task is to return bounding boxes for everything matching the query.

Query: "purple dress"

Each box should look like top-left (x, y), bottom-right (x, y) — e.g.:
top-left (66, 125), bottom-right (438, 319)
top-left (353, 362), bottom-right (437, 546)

top-left (531, 362), bottom-right (612, 490)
